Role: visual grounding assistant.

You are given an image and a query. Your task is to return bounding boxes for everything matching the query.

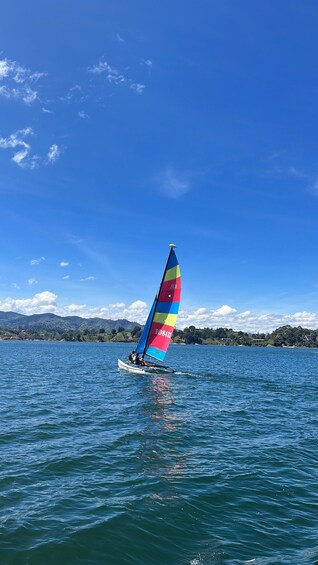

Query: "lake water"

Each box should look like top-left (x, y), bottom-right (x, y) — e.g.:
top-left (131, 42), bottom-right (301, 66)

top-left (1, 341), bottom-right (318, 564)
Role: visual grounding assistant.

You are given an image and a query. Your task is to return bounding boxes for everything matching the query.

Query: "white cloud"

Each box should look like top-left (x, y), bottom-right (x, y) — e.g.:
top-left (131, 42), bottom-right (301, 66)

top-left (11, 283), bottom-right (20, 289)
top-left (88, 58), bottom-right (145, 94)
top-left (59, 84), bottom-right (86, 104)
top-left (88, 60), bottom-right (118, 76)
top-left (237, 310), bottom-right (251, 319)
top-left (98, 300), bottom-right (148, 323)
top-left (286, 311), bottom-right (317, 322)
top-left (59, 261), bottom-right (69, 267)
top-left (30, 256), bottom-right (45, 265)
top-left (194, 308), bottom-right (207, 314)
top-left (130, 83), bottom-right (145, 94)
top-left (157, 167), bottom-right (191, 198)
top-left (27, 278), bottom-right (38, 286)
top-left (116, 33), bottom-right (125, 43)
top-left (0, 291), bottom-right (58, 315)
top-left (1, 290), bottom-right (317, 333)
top-left (129, 300), bottom-right (147, 310)
top-left (0, 128), bottom-right (60, 168)
top-left (42, 107), bottom-right (54, 114)
top-left (0, 57), bottom-right (45, 104)
top-left (62, 275), bottom-right (70, 280)
top-left (47, 144), bottom-right (61, 164)
top-left (0, 60), bottom-right (10, 78)
top-left (80, 276), bottom-right (96, 282)
top-left (143, 59), bottom-right (153, 68)
top-left (213, 305), bottom-right (237, 317)
top-left (64, 303), bottom-right (86, 313)
top-left (177, 306), bottom-right (318, 333)
top-left (78, 110), bottom-right (88, 119)
top-left (0, 127), bottom-right (35, 168)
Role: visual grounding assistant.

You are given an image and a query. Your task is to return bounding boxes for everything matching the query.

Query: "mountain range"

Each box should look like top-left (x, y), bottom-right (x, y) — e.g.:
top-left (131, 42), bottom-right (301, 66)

top-left (0, 311), bottom-right (140, 332)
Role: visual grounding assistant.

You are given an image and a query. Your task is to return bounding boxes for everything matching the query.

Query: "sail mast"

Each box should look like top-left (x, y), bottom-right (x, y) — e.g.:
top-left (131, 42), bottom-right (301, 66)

top-left (141, 244), bottom-right (176, 357)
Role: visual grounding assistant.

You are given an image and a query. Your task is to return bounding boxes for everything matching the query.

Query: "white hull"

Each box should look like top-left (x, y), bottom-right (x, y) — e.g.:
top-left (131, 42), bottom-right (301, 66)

top-left (118, 358), bottom-right (174, 374)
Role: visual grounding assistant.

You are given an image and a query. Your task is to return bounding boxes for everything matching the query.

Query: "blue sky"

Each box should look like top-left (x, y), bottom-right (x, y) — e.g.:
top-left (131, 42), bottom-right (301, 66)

top-left (1, 0), bottom-right (318, 332)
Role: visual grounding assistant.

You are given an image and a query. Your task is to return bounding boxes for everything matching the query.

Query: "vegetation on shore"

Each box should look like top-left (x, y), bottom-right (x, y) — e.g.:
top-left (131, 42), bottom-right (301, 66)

top-left (1, 324), bottom-right (318, 348)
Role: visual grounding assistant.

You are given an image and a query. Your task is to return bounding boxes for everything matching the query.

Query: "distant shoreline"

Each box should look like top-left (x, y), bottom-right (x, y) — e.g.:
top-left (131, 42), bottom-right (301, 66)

top-left (1, 322), bottom-right (318, 348)
top-left (0, 337), bottom-right (317, 350)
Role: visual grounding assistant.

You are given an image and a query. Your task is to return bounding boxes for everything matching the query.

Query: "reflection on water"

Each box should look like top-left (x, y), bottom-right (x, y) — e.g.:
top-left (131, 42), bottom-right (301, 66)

top-left (137, 374), bottom-right (188, 494)
top-left (144, 374), bottom-right (177, 431)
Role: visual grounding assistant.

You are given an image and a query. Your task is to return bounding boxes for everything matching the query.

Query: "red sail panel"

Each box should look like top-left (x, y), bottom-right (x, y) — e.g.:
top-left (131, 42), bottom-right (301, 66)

top-left (158, 276), bottom-right (181, 303)
top-left (147, 322), bottom-right (175, 352)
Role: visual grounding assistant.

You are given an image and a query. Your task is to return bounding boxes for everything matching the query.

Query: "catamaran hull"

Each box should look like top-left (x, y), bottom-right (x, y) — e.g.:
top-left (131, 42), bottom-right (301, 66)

top-left (118, 359), bottom-right (174, 374)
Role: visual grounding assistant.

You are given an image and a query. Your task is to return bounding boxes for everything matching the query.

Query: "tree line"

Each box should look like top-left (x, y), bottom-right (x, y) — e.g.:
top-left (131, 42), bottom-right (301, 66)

top-left (1, 324), bottom-right (318, 347)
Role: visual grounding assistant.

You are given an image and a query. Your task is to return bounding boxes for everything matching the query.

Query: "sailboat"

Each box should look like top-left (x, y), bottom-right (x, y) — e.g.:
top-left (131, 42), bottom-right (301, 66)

top-left (118, 244), bottom-right (181, 374)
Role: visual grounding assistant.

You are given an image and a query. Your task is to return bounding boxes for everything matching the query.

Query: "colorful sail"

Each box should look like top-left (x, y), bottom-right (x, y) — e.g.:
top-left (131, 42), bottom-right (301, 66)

top-left (136, 245), bottom-right (181, 362)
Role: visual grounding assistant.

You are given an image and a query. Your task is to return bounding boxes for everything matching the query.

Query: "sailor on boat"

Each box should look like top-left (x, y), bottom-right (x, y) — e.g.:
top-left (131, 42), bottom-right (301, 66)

top-left (128, 350), bottom-right (169, 369)
top-left (128, 350), bottom-right (136, 363)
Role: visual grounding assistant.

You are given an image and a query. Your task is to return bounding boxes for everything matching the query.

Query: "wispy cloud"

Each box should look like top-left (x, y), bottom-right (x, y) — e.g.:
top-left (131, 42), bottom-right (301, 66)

top-left (59, 84), bottom-right (87, 104)
top-left (287, 166), bottom-right (308, 179)
top-left (0, 128), bottom-right (61, 169)
top-left (116, 33), bottom-right (125, 43)
top-left (30, 256), bottom-right (45, 265)
top-left (27, 278), bottom-right (38, 286)
top-left (156, 167), bottom-right (191, 198)
top-left (47, 144), bottom-right (61, 164)
top-left (141, 59), bottom-right (153, 71)
top-left (0, 57), bottom-right (45, 104)
top-left (312, 179), bottom-right (318, 194)
top-left (266, 161), bottom-right (318, 197)
top-left (130, 83), bottom-right (145, 94)
top-left (59, 261), bottom-right (69, 267)
top-left (78, 110), bottom-right (88, 119)
top-left (0, 127), bottom-right (37, 169)
top-left (62, 275), bottom-right (70, 280)
top-left (88, 58), bottom-right (145, 95)
top-left (80, 276), bottom-right (96, 282)
top-left (42, 107), bottom-right (54, 114)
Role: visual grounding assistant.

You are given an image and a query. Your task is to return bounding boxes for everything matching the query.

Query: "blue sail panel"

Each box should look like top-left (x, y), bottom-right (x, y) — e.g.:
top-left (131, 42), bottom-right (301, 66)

top-left (155, 301), bottom-right (179, 314)
top-left (135, 298), bottom-right (156, 354)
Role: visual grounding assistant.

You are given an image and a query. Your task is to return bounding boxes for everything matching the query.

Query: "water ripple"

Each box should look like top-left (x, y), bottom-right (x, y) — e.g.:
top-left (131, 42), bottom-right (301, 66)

top-left (0, 342), bottom-right (318, 564)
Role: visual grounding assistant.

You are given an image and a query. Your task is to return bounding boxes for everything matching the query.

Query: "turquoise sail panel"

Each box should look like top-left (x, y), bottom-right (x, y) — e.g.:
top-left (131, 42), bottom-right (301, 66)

top-left (146, 346), bottom-right (166, 361)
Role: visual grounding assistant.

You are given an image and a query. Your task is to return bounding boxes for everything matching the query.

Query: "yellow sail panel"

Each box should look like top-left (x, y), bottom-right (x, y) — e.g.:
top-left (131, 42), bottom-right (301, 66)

top-left (164, 264), bottom-right (181, 282)
top-left (153, 312), bottom-right (177, 326)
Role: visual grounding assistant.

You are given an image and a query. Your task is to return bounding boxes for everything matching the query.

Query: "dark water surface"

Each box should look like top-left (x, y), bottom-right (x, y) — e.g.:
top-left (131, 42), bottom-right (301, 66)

top-left (1, 342), bottom-right (318, 564)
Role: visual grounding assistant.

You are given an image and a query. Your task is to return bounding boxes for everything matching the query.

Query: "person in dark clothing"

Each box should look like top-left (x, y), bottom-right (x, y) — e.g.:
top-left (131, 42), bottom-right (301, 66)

top-left (128, 351), bottom-right (136, 363)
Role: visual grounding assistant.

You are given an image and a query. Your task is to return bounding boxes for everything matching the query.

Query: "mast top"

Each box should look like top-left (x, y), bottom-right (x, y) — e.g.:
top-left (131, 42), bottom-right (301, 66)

top-left (169, 243), bottom-right (176, 248)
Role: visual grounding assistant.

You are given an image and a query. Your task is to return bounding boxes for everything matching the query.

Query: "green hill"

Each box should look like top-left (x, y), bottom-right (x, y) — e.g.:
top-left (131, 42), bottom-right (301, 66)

top-left (0, 311), bottom-right (140, 332)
